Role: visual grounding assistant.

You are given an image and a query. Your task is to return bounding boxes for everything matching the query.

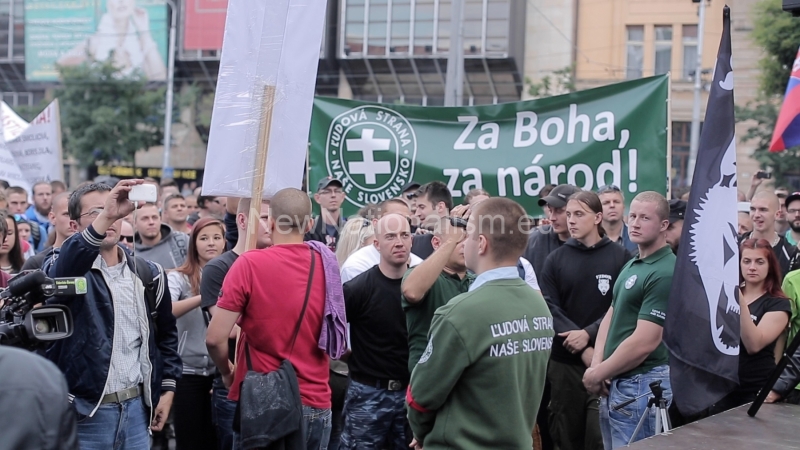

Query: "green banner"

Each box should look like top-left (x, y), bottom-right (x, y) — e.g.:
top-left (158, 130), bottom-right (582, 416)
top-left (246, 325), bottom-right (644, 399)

top-left (25, 0), bottom-right (168, 81)
top-left (309, 75), bottom-right (669, 216)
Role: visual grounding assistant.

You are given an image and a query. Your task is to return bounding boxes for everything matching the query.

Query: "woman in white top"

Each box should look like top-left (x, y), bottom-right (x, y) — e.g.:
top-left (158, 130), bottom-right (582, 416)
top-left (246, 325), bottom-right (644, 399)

top-left (168, 217), bottom-right (224, 450)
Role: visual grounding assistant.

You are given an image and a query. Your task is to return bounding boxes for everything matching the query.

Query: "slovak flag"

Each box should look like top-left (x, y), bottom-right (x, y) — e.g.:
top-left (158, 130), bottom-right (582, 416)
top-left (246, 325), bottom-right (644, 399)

top-left (770, 46), bottom-right (800, 152)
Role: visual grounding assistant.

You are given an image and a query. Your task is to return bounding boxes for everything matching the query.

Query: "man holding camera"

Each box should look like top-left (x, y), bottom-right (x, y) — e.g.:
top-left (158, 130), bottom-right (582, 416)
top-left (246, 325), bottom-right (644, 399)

top-left (44, 180), bottom-right (181, 450)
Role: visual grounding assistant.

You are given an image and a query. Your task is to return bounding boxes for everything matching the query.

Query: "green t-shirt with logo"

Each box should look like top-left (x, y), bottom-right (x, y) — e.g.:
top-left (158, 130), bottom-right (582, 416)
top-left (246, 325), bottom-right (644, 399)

top-left (603, 245), bottom-right (675, 378)
top-left (402, 268), bottom-right (475, 373)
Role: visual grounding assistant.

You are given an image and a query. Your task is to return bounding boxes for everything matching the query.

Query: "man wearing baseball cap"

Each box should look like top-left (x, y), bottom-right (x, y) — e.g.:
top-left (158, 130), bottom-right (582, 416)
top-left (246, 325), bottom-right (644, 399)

top-left (523, 184), bottom-right (582, 276)
top-left (665, 199), bottom-right (686, 254)
top-left (306, 177), bottom-right (346, 251)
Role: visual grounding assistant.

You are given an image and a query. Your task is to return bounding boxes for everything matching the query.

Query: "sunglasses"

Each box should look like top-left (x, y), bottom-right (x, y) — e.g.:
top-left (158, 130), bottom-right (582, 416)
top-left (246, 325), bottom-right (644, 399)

top-left (120, 235), bottom-right (134, 243)
top-left (597, 185), bottom-right (621, 194)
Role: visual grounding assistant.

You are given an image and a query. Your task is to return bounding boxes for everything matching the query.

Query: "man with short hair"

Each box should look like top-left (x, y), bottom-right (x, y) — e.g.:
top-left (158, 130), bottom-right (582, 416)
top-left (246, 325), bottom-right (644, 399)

top-left (583, 191), bottom-right (675, 448)
top-left (407, 198), bottom-right (554, 449)
top-left (207, 188), bottom-right (335, 449)
top-left (340, 199), bottom-right (423, 283)
top-left (133, 203), bottom-right (189, 269)
top-left (51, 180), bottom-right (67, 195)
top-left (776, 186), bottom-right (791, 235)
top-left (7, 185), bottom-right (44, 251)
top-left (191, 195), bottom-right (226, 225)
top-left (162, 194), bottom-right (191, 234)
top-left (200, 197), bottom-right (271, 450)
top-left (22, 192), bottom-right (74, 271)
top-left (306, 177), bottom-right (346, 250)
top-left (738, 211), bottom-right (753, 236)
top-left (742, 190), bottom-right (796, 278)
top-left (783, 192), bottom-right (800, 248)
top-left (26, 182), bottom-right (53, 251)
top-left (412, 181), bottom-right (453, 259)
top-left (523, 184), bottom-right (582, 277)
top-left (401, 208), bottom-right (473, 374)
top-left (665, 199), bottom-right (686, 254)
top-left (597, 185), bottom-right (637, 253)
top-left (44, 180), bottom-right (181, 449)
top-left (340, 213), bottom-right (413, 449)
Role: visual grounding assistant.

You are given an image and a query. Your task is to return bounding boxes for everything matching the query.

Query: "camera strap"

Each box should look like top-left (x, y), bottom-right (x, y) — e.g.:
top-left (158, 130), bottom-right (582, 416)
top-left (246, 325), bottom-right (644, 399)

top-left (133, 256), bottom-right (159, 329)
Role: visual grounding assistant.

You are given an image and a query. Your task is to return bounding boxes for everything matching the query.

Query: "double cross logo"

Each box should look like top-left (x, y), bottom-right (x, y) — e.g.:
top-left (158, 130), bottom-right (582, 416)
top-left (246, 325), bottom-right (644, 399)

top-left (346, 129), bottom-right (392, 184)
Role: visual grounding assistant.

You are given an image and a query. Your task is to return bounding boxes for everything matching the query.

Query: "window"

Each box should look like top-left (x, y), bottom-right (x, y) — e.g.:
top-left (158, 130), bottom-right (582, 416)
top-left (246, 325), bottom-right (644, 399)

top-left (390, 0), bottom-right (411, 54)
top-left (626, 26), bottom-right (644, 79)
top-left (671, 121), bottom-right (702, 189)
top-left (682, 25), bottom-right (698, 80)
top-left (0, 0), bottom-right (10, 59)
top-left (344, 0), bottom-right (366, 56)
top-left (654, 25), bottom-right (672, 76)
top-left (367, 0), bottom-right (388, 56)
top-left (436, 0), bottom-right (450, 54)
top-left (462, 0), bottom-right (483, 55)
top-left (11, 0), bottom-right (21, 58)
top-left (486, 0), bottom-right (510, 54)
top-left (413, 0), bottom-right (435, 55)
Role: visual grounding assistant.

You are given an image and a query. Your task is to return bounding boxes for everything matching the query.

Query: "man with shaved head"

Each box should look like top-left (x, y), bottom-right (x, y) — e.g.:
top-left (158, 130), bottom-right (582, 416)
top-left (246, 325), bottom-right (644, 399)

top-left (742, 190), bottom-right (797, 279)
top-left (339, 213), bottom-right (413, 449)
top-left (207, 188), bottom-right (336, 449)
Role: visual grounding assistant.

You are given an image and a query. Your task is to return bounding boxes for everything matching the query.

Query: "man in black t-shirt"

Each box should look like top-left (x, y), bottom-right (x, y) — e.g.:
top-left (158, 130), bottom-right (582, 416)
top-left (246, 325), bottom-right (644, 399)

top-left (340, 213), bottom-right (413, 449)
top-left (199, 197), bottom-right (271, 450)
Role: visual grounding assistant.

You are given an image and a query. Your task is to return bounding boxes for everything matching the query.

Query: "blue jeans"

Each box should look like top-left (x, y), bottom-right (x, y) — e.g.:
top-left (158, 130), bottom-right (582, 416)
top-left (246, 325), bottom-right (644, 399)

top-left (599, 365), bottom-right (671, 449)
top-left (77, 396), bottom-right (150, 450)
top-left (339, 380), bottom-right (408, 450)
top-left (233, 405), bottom-right (332, 450)
top-left (212, 378), bottom-right (238, 450)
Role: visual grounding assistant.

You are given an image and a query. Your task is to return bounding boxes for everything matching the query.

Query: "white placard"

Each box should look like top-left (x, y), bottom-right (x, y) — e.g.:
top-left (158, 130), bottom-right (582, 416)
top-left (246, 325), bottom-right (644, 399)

top-left (1, 101), bottom-right (29, 142)
top-left (6, 99), bottom-right (64, 185)
top-left (201, 0), bottom-right (328, 198)
top-left (0, 114), bottom-right (31, 192)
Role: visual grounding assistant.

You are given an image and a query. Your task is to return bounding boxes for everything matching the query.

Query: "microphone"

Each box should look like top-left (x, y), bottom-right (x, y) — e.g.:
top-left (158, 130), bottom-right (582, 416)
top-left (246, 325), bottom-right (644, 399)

top-left (1, 271), bottom-right (47, 299)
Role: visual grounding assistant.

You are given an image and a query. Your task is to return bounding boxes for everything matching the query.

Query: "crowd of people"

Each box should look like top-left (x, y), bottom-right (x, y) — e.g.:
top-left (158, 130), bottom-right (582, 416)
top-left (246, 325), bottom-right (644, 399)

top-left (2, 170), bottom-right (800, 450)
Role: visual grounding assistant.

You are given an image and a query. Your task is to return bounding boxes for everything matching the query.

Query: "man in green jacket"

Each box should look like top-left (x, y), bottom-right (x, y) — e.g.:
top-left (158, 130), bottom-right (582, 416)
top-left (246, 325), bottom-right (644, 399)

top-left (406, 198), bottom-right (554, 450)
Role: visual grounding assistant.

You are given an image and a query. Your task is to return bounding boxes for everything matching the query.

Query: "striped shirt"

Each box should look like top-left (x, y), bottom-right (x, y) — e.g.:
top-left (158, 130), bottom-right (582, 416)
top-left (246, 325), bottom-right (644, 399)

top-left (96, 252), bottom-right (148, 394)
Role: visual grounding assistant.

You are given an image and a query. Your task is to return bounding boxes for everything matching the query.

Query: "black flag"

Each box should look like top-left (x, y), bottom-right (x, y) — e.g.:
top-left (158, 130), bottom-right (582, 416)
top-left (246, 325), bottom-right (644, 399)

top-left (663, 5), bottom-right (740, 416)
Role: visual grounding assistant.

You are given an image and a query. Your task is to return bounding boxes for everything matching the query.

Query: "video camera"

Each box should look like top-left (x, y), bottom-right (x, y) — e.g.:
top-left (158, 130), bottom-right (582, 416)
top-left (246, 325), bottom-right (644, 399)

top-left (0, 270), bottom-right (85, 349)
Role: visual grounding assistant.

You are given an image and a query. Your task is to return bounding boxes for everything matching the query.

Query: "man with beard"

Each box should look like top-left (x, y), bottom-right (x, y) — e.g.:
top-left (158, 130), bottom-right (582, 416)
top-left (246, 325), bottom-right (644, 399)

top-left (664, 200), bottom-right (686, 254)
top-left (776, 187), bottom-right (790, 235)
top-left (784, 192), bottom-right (800, 248)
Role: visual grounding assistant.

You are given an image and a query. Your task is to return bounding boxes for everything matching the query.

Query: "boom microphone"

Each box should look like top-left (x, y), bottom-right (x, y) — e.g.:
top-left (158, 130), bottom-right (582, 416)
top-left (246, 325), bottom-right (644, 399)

top-left (2, 271), bottom-right (47, 299)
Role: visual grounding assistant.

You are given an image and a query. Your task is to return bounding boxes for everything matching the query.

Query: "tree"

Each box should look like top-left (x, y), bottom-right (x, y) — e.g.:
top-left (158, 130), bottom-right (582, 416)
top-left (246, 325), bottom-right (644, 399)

top-left (55, 59), bottom-right (165, 167)
top-left (739, 0), bottom-right (800, 186)
top-left (525, 65), bottom-right (576, 99)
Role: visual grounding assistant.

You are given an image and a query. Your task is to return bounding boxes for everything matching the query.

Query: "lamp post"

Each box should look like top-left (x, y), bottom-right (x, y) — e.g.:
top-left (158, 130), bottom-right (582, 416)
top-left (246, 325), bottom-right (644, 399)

top-left (161, 0), bottom-right (177, 180)
top-left (687, 0), bottom-right (707, 183)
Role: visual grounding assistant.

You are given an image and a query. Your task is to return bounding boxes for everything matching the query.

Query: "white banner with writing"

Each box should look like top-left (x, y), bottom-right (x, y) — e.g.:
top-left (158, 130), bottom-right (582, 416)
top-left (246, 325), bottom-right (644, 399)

top-left (0, 116), bottom-right (31, 192)
top-left (6, 99), bottom-right (64, 186)
top-left (1, 101), bottom-right (29, 142)
top-left (202, 0), bottom-right (328, 198)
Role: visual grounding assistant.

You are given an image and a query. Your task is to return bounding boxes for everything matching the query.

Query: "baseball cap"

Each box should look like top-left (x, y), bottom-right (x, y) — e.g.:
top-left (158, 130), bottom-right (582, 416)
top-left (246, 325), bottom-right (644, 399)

top-left (786, 192), bottom-right (800, 208)
top-left (538, 184), bottom-right (581, 208)
top-left (401, 181), bottom-right (420, 193)
top-left (317, 177), bottom-right (342, 192)
top-left (669, 199), bottom-right (687, 224)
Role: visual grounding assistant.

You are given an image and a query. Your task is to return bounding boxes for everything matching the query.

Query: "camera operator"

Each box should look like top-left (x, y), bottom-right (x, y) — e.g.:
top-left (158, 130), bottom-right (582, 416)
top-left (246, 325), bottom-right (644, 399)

top-left (0, 345), bottom-right (78, 449)
top-left (43, 180), bottom-right (181, 449)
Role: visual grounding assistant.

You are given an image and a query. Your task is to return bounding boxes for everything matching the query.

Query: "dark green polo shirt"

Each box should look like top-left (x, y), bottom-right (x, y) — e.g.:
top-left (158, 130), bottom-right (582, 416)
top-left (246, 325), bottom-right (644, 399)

top-left (603, 245), bottom-right (675, 377)
top-left (402, 267), bottom-right (475, 373)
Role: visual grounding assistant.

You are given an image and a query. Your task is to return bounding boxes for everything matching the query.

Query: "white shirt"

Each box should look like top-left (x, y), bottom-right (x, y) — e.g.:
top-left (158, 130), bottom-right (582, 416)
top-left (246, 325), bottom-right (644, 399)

top-left (339, 245), bottom-right (423, 283)
top-left (519, 257), bottom-right (540, 291)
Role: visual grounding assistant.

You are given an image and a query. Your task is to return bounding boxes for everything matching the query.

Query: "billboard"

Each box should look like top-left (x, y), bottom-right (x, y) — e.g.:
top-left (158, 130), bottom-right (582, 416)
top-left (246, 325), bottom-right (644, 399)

top-left (24, 0), bottom-right (168, 81)
top-left (184, 0), bottom-right (228, 50)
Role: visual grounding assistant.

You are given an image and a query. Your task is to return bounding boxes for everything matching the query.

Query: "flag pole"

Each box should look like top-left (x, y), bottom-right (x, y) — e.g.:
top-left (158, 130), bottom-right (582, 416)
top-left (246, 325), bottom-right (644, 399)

top-left (244, 84), bottom-right (276, 251)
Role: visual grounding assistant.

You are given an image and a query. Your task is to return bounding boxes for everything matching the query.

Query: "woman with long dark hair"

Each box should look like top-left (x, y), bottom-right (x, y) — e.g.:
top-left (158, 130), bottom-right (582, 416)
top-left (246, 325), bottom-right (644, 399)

top-left (0, 211), bottom-right (24, 274)
top-left (168, 217), bottom-right (225, 450)
top-left (710, 238), bottom-right (791, 414)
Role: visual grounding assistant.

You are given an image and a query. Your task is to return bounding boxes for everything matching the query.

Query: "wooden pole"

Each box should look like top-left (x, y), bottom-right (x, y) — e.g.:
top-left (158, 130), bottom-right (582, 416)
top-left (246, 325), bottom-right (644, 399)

top-left (244, 85), bottom-right (277, 251)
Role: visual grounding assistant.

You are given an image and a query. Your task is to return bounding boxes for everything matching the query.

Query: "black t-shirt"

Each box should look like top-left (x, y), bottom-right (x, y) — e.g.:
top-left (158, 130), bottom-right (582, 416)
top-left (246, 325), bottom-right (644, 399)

top-left (201, 250), bottom-right (240, 363)
top-left (738, 295), bottom-right (792, 392)
top-left (411, 233), bottom-right (435, 259)
top-left (343, 265), bottom-right (409, 381)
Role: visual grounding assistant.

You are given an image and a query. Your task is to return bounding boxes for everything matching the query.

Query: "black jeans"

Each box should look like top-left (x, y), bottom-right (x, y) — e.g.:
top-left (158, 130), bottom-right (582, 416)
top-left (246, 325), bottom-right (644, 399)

top-left (175, 374), bottom-right (217, 450)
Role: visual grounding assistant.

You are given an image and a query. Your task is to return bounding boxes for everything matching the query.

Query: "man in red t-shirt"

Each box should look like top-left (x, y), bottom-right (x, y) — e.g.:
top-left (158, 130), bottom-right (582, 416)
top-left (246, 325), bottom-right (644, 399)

top-left (206, 188), bottom-right (332, 450)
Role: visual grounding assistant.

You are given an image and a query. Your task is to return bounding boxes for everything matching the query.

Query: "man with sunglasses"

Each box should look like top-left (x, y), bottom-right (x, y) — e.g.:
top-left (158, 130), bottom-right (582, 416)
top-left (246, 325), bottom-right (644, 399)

top-left (306, 177), bottom-right (346, 251)
top-left (597, 185), bottom-right (637, 254)
top-left (401, 181), bottom-right (421, 220)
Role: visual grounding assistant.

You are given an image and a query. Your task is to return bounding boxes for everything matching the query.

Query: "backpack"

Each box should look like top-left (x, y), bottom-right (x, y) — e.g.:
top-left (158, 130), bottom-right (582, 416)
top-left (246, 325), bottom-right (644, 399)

top-left (133, 256), bottom-right (160, 331)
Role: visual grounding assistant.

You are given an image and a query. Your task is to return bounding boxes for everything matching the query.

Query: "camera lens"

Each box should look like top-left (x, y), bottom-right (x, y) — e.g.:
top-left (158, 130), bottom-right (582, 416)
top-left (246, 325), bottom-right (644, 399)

top-left (34, 318), bottom-right (53, 334)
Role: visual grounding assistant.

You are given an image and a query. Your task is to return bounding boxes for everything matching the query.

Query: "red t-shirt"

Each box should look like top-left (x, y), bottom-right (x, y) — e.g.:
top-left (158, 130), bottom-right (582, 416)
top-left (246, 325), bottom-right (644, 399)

top-left (217, 244), bottom-right (330, 408)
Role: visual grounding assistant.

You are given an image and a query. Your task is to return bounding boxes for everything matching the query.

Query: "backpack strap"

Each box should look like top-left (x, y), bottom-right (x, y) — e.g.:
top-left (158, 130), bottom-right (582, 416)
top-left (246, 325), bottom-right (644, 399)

top-left (134, 256), bottom-right (160, 326)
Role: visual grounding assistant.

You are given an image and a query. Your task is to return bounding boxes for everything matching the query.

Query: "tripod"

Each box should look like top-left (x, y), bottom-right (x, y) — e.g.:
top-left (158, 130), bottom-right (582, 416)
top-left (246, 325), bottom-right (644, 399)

top-left (612, 380), bottom-right (671, 445)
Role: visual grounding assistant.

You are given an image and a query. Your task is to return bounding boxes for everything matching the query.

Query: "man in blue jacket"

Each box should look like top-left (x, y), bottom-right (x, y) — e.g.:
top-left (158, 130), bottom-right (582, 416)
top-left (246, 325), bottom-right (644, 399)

top-left (25, 181), bottom-right (53, 252)
top-left (44, 179), bottom-right (181, 450)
